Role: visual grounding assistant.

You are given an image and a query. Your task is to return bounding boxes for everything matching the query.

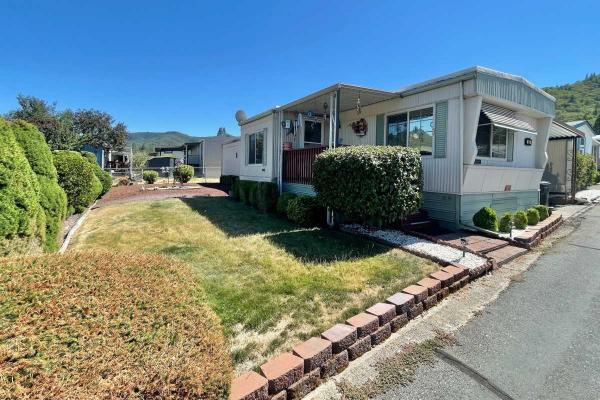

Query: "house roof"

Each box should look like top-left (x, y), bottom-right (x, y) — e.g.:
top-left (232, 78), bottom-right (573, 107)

top-left (549, 120), bottom-right (585, 139)
top-left (567, 120), bottom-right (597, 134)
top-left (238, 66), bottom-right (554, 126)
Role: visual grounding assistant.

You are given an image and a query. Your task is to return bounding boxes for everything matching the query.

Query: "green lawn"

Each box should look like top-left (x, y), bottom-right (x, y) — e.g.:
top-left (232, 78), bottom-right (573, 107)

top-left (71, 197), bottom-right (437, 371)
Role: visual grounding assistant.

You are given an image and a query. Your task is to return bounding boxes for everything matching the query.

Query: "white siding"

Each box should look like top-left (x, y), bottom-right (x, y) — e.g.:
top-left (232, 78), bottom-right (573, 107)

top-left (239, 114), bottom-right (275, 182)
top-left (222, 141), bottom-right (240, 176)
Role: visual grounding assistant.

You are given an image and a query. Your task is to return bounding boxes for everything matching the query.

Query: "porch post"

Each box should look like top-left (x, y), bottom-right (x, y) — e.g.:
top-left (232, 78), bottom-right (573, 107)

top-left (328, 92), bottom-right (335, 149)
top-left (334, 88), bottom-right (340, 148)
top-left (278, 109), bottom-right (284, 193)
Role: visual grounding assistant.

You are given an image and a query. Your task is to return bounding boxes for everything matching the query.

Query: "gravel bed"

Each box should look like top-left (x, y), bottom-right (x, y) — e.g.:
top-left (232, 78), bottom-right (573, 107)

top-left (343, 224), bottom-right (487, 270)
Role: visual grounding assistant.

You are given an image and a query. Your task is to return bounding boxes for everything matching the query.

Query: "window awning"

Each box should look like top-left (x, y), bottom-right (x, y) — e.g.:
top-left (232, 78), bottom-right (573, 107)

top-left (481, 103), bottom-right (537, 134)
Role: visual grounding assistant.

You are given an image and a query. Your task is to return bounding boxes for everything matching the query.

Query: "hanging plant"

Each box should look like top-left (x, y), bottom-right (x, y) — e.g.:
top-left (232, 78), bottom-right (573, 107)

top-left (351, 118), bottom-right (368, 136)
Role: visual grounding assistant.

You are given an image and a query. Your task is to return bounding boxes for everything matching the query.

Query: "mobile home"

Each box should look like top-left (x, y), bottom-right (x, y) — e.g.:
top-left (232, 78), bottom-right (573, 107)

top-left (236, 67), bottom-right (555, 228)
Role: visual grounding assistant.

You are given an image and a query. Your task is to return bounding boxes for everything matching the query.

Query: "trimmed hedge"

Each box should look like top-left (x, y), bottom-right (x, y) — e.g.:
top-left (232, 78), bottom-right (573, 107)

top-left (143, 170), bottom-right (159, 184)
top-left (277, 192), bottom-right (297, 215)
top-left (174, 164), bottom-right (194, 183)
top-left (231, 180), bottom-right (241, 199)
top-left (0, 251), bottom-right (232, 399)
top-left (473, 207), bottom-right (498, 231)
top-left (53, 150), bottom-right (103, 214)
top-left (0, 118), bottom-right (46, 254)
top-left (534, 205), bottom-right (549, 221)
top-left (499, 213), bottom-right (513, 233)
top-left (313, 145), bottom-right (422, 225)
top-left (256, 182), bottom-right (278, 212)
top-left (514, 210), bottom-right (528, 229)
top-left (527, 207), bottom-right (540, 225)
top-left (220, 175), bottom-right (239, 192)
top-left (11, 120), bottom-right (67, 251)
top-left (237, 180), bottom-right (258, 205)
top-left (287, 196), bottom-right (325, 227)
top-left (82, 151), bottom-right (112, 195)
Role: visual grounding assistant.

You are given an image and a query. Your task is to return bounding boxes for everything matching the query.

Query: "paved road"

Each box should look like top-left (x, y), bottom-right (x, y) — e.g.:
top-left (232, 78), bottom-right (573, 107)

top-left (379, 206), bottom-right (600, 400)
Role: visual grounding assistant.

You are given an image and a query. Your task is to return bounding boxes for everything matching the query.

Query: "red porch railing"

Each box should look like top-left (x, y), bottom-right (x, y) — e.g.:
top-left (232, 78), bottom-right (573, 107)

top-left (282, 146), bottom-right (327, 185)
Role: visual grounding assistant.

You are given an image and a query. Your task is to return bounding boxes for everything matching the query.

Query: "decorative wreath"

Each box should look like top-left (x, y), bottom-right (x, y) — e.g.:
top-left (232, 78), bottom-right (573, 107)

top-left (351, 118), bottom-right (368, 136)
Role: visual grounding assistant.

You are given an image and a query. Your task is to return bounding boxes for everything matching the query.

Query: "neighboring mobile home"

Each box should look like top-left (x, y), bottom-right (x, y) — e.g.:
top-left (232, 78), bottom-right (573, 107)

top-left (236, 66), bottom-right (555, 228)
top-left (221, 138), bottom-right (241, 176)
top-left (566, 119), bottom-right (600, 165)
top-left (543, 121), bottom-right (584, 204)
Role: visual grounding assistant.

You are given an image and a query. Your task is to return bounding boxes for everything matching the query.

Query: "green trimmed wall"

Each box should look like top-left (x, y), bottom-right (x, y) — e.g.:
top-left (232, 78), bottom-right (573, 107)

top-left (460, 191), bottom-right (539, 226)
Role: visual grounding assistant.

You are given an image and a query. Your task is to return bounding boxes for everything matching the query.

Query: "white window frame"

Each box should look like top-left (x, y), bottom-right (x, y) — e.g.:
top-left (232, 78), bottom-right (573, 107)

top-left (475, 123), bottom-right (512, 161)
top-left (384, 104), bottom-right (435, 157)
top-left (246, 129), bottom-right (266, 166)
top-left (303, 118), bottom-right (324, 146)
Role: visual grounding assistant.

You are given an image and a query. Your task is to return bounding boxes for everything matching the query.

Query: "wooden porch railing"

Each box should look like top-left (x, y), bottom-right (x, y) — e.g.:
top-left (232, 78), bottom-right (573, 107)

top-left (282, 146), bottom-right (327, 185)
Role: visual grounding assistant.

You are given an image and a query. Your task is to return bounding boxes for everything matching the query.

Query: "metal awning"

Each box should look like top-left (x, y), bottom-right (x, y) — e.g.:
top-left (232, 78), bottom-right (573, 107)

top-left (549, 120), bottom-right (584, 140)
top-left (481, 103), bottom-right (537, 134)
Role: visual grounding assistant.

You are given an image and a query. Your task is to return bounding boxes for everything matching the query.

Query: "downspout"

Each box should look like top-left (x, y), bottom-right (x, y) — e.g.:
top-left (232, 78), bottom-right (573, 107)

top-left (277, 109), bottom-right (283, 193)
top-left (458, 80), bottom-right (464, 226)
top-left (326, 90), bottom-right (337, 226)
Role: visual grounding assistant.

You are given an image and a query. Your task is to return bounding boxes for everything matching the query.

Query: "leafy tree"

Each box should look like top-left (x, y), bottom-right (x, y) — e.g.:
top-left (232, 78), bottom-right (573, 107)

top-left (73, 110), bottom-right (127, 151)
top-left (7, 95), bottom-right (77, 150)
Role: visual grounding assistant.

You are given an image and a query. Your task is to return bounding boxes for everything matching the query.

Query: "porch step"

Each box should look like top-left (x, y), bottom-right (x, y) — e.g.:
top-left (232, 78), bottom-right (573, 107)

top-left (486, 245), bottom-right (528, 266)
top-left (435, 233), bottom-right (509, 255)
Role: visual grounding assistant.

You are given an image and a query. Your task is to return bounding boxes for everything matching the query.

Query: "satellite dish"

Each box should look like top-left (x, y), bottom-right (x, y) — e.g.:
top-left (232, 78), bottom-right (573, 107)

top-left (235, 110), bottom-right (247, 124)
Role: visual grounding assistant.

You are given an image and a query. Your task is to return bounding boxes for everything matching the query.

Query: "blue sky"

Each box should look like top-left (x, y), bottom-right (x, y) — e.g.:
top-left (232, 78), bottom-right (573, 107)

top-left (1, 0), bottom-right (599, 136)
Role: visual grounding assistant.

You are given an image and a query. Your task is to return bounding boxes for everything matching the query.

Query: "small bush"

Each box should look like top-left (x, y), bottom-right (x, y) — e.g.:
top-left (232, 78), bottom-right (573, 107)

top-left (287, 196), bottom-right (325, 227)
top-left (277, 192), bottom-right (297, 215)
top-left (0, 251), bottom-right (232, 399)
top-left (313, 145), bottom-right (422, 225)
top-left (472, 207), bottom-right (498, 231)
top-left (0, 119), bottom-right (46, 253)
top-left (527, 207), bottom-right (540, 225)
top-left (534, 205), bottom-right (549, 221)
top-left (53, 150), bottom-right (103, 214)
top-left (248, 184), bottom-right (258, 207)
top-left (238, 180), bottom-right (258, 205)
top-left (576, 153), bottom-right (597, 190)
top-left (231, 180), bottom-right (241, 199)
top-left (256, 182), bottom-right (278, 212)
top-left (220, 175), bottom-right (239, 191)
top-left (81, 151), bottom-right (112, 195)
top-left (174, 164), bottom-right (194, 183)
top-left (143, 170), bottom-right (159, 184)
top-left (11, 120), bottom-right (67, 251)
top-left (513, 210), bottom-right (528, 229)
top-left (498, 213), bottom-right (513, 233)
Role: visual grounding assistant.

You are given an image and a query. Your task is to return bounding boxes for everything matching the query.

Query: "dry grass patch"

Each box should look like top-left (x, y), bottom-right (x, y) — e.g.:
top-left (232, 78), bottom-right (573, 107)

top-left (0, 251), bottom-right (231, 399)
top-left (71, 197), bottom-right (439, 371)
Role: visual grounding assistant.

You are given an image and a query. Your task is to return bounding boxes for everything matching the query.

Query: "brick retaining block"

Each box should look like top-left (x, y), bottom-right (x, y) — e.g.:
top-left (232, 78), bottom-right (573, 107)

top-left (430, 270), bottom-right (454, 287)
top-left (260, 353), bottom-right (304, 394)
top-left (348, 336), bottom-right (372, 360)
top-left (408, 302), bottom-right (424, 318)
top-left (390, 313), bottom-right (408, 332)
top-left (402, 284), bottom-right (429, 302)
top-left (366, 302), bottom-right (396, 325)
top-left (423, 294), bottom-right (438, 310)
top-left (230, 371), bottom-right (269, 400)
top-left (437, 287), bottom-right (450, 301)
top-left (346, 312), bottom-right (379, 338)
top-left (271, 390), bottom-right (286, 400)
top-left (287, 368), bottom-right (321, 400)
top-left (320, 350), bottom-right (349, 379)
top-left (321, 324), bottom-right (357, 354)
top-left (370, 323), bottom-right (392, 346)
top-left (386, 292), bottom-right (415, 314)
top-left (292, 337), bottom-right (332, 373)
top-left (417, 277), bottom-right (441, 296)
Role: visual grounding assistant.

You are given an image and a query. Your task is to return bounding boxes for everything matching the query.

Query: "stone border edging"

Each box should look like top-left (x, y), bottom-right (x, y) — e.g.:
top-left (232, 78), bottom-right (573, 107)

top-left (58, 200), bottom-right (97, 254)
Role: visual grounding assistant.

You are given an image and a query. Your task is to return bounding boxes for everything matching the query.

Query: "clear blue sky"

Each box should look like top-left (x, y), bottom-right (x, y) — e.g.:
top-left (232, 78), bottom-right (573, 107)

top-left (1, 0), bottom-right (599, 136)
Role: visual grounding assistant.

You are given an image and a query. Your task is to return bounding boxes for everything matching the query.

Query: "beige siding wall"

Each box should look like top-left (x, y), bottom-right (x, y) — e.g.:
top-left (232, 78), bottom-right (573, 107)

top-left (222, 141), bottom-right (240, 176)
top-left (239, 114), bottom-right (274, 182)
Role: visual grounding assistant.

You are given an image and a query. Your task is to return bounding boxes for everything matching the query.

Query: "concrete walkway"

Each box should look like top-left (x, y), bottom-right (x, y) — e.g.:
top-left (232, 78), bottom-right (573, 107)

top-left (377, 205), bottom-right (600, 399)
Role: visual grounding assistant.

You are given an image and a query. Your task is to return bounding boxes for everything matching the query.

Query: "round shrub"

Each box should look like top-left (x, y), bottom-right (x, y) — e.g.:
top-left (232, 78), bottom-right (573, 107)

top-left (534, 205), bottom-right (549, 221)
top-left (174, 164), bottom-right (194, 183)
top-left (313, 145), bottom-right (422, 225)
top-left (513, 210), bottom-right (528, 229)
top-left (11, 120), bottom-right (67, 251)
top-left (472, 206), bottom-right (498, 231)
top-left (287, 196), bottom-right (325, 227)
top-left (53, 150), bottom-right (103, 214)
top-left (143, 170), bottom-right (159, 184)
top-left (81, 151), bottom-right (113, 195)
top-left (277, 192), bottom-right (297, 215)
top-left (0, 251), bottom-right (232, 399)
top-left (498, 213), bottom-right (513, 233)
top-left (527, 207), bottom-right (540, 225)
top-left (0, 119), bottom-right (45, 252)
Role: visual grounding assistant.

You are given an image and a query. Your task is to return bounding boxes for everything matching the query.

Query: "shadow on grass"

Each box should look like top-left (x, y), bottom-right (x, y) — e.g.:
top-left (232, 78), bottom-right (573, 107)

top-left (180, 196), bottom-right (389, 263)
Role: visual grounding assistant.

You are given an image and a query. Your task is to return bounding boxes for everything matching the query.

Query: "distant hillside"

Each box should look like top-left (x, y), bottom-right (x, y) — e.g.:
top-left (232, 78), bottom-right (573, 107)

top-left (127, 131), bottom-right (201, 150)
top-left (544, 73), bottom-right (600, 130)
